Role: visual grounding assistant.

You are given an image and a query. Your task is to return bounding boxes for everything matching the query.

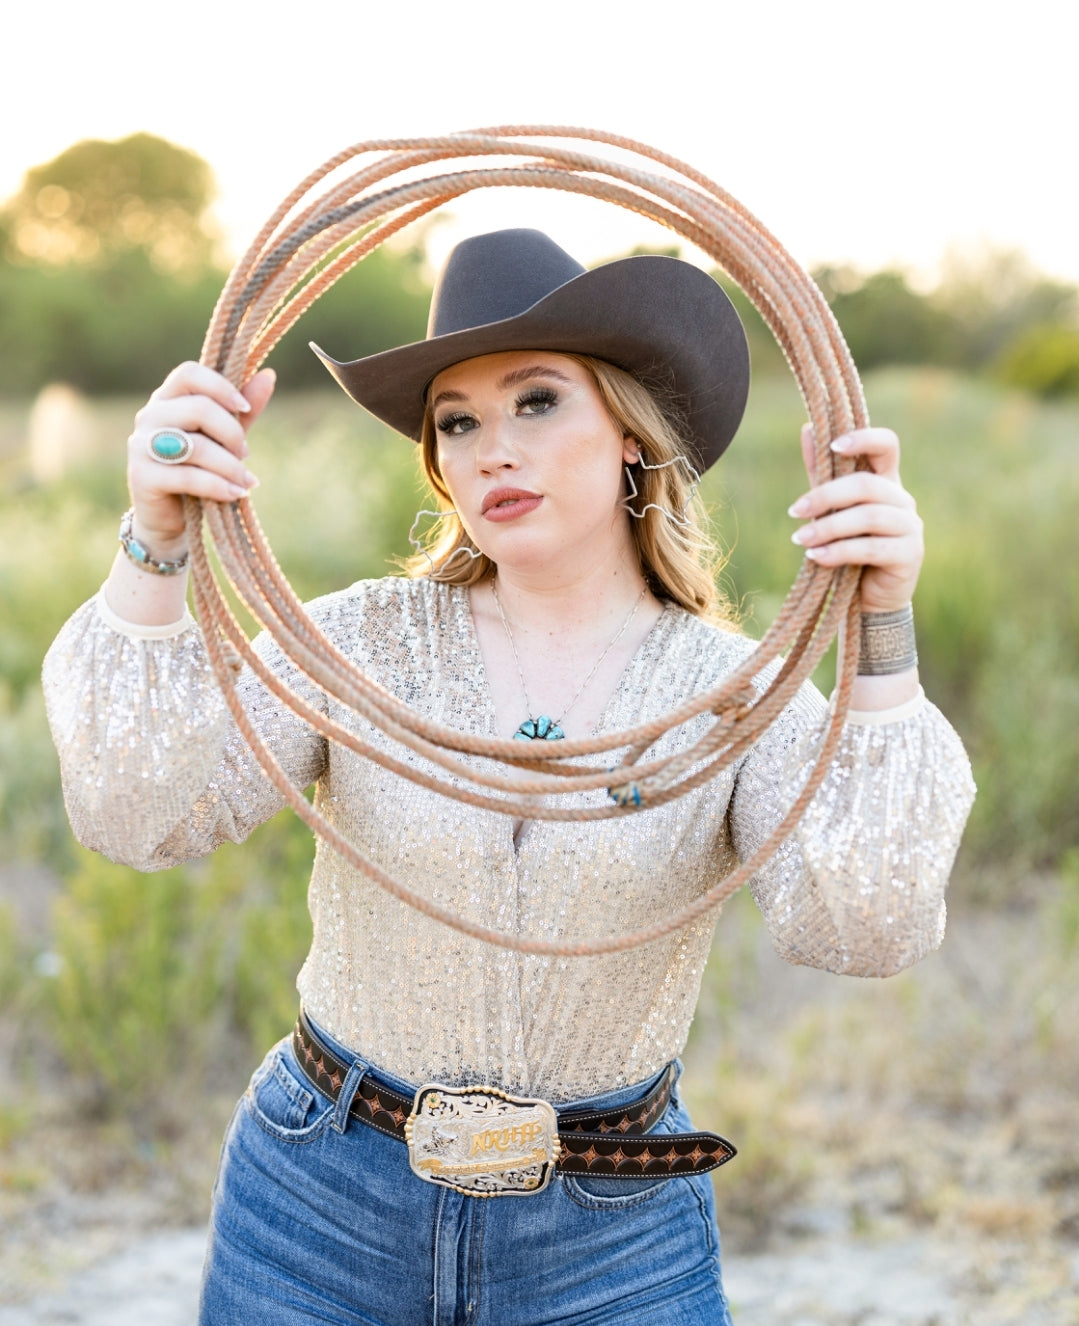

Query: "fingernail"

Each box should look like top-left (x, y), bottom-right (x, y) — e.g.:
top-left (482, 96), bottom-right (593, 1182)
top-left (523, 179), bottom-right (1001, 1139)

top-left (243, 471), bottom-right (258, 488)
top-left (235, 396), bottom-right (252, 413)
top-left (791, 528), bottom-right (809, 545)
top-left (804, 547), bottom-right (826, 561)
top-left (228, 484), bottom-right (248, 499)
top-left (830, 436), bottom-right (852, 452)
top-left (788, 498), bottom-right (810, 517)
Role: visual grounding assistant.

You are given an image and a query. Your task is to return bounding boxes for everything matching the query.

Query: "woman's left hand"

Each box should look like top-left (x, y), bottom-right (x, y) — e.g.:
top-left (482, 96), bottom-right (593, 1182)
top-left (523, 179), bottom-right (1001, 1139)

top-left (788, 425), bottom-right (924, 614)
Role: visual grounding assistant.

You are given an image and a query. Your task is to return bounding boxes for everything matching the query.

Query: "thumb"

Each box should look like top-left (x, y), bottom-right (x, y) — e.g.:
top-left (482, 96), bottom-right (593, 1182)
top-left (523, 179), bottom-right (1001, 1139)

top-left (241, 368), bottom-right (277, 426)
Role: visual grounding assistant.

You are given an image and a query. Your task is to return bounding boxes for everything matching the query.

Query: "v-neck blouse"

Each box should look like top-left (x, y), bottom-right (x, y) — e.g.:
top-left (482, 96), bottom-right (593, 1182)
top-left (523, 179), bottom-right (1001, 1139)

top-left (44, 577), bottom-right (975, 1102)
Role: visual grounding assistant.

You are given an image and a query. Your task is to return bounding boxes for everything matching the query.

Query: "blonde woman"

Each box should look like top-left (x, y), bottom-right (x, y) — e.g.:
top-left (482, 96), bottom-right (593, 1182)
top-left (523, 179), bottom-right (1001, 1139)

top-left (45, 229), bottom-right (974, 1324)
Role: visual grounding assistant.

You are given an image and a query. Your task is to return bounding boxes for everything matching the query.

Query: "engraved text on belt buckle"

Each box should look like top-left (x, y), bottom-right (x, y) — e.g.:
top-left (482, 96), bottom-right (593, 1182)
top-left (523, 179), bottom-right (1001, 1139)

top-left (405, 1083), bottom-right (561, 1197)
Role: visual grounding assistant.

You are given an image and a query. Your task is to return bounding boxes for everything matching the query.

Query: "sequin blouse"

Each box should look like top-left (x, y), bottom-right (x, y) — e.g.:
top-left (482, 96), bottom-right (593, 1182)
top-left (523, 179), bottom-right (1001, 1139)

top-left (43, 578), bottom-right (974, 1102)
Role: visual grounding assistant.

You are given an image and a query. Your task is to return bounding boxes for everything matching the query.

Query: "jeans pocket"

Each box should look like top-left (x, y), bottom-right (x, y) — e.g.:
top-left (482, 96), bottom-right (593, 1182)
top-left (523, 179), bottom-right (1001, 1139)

top-left (244, 1040), bottom-right (334, 1143)
top-left (562, 1171), bottom-right (670, 1204)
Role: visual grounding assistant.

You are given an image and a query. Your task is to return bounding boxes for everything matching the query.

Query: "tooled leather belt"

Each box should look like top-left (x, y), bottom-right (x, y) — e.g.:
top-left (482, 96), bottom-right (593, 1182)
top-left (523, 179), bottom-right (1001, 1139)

top-left (292, 1012), bottom-right (735, 1190)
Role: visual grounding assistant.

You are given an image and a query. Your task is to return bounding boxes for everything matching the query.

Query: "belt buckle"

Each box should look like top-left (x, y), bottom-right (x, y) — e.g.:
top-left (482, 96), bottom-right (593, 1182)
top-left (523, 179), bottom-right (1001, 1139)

top-left (405, 1083), bottom-right (561, 1198)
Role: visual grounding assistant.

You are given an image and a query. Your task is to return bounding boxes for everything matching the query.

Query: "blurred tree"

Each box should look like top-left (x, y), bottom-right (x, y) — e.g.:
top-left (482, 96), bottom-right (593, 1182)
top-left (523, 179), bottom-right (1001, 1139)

top-left (932, 246), bottom-right (1079, 369)
top-left (0, 239), bottom-right (433, 397)
top-left (813, 266), bottom-right (957, 370)
top-left (264, 235), bottom-right (431, 387)
top-left (1, 132), bottom-right (219, 274)
top-left (0, 251), bottom-right (225, 395)
top-left (994, 323), bottom-right (1079, 397)
top-left (0, 133), bottom-right (435, 397)
top-left (811, 250), bottom-right (1079, 395)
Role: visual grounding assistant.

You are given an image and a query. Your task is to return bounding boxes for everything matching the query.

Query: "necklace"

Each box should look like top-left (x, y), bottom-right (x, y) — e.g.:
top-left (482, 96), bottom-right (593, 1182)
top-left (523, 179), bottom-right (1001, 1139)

top-left (491, 581), bottom-right (647, 741)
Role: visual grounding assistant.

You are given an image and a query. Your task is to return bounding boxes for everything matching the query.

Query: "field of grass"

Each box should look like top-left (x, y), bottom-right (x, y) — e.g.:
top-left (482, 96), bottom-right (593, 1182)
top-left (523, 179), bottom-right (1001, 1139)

top-left (1, 369), bottom-right (1077, 1315)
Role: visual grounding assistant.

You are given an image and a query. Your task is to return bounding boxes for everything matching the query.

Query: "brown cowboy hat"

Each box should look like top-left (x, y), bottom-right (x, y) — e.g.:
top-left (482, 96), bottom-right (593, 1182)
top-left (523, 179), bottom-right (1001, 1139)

top-left (311, 228), bottom-right (750, 472)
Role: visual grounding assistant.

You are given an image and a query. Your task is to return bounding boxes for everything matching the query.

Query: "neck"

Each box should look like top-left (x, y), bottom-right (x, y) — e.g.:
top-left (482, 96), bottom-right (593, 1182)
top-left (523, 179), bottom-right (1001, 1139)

top-left (488, 552), bottom-right (650, 632)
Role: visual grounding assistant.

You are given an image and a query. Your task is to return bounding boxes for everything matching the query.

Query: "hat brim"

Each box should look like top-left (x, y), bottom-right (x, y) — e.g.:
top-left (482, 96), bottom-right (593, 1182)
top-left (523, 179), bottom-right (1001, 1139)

top-left (311, 255), bottom-right (750, 473)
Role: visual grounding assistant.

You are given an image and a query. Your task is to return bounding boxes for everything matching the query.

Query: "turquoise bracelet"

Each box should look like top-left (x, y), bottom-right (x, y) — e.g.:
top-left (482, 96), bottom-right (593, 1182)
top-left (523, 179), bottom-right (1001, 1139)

top-left (118, 507), bottom-right (190, 576)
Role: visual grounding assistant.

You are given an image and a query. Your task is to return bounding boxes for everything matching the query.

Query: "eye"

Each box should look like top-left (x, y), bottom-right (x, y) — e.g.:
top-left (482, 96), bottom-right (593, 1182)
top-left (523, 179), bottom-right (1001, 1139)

top-left (516, 387), bottom-right (557, 416)
top-left (435, 410), bottom-right (478, 436)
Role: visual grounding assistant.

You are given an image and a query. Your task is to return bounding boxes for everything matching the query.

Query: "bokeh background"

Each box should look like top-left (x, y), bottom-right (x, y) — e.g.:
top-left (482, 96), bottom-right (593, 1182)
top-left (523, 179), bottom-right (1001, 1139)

top-left (1, 2), bottom-right (1077, 1320)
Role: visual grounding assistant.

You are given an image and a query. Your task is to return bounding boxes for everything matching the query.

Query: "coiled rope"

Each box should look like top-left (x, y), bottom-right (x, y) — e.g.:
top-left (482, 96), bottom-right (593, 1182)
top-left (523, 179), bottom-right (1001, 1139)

top-left (188, 126), bottom-right (868, 957)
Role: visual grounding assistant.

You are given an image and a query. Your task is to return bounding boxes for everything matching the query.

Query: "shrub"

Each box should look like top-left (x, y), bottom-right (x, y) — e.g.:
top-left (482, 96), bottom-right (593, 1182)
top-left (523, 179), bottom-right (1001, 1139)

top-left (49, 849), bottom-right (220, 1112)
top-left (994, 323), bottom-right (1079, 397)
top-left (46, 811), bottom-right (315, 1118)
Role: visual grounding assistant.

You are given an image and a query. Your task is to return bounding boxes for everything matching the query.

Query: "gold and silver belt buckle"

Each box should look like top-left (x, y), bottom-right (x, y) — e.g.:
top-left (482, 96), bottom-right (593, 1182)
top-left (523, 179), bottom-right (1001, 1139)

top-left (405, 1083), bottom-right (561, 1197)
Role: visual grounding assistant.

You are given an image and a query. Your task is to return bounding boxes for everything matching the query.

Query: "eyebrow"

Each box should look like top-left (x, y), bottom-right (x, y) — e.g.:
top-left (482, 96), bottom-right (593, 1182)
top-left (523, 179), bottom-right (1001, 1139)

top-left (430, 364), bottom-right (574, 410)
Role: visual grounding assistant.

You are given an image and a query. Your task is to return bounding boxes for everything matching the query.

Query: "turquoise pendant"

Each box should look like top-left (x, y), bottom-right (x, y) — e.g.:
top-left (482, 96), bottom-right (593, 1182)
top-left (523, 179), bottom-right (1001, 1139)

top-left (513, 715), bottom-right (565, 741)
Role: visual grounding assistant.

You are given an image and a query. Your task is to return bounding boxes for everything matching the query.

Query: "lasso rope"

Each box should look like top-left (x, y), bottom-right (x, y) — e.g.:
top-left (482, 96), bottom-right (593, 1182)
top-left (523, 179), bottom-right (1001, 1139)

top-left (188, 126), bottom-right (868, 956)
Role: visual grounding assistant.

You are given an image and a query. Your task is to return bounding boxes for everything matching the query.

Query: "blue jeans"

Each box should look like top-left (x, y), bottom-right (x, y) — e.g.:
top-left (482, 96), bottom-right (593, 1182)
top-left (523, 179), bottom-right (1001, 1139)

top-left (200, 1019), bottom-right (733, 1324)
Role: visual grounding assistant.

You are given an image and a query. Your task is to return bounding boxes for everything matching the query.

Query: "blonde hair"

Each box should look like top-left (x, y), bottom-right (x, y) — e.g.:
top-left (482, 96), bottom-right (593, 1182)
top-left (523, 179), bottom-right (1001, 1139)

top-left (404, 354), bottom-right (733, 621)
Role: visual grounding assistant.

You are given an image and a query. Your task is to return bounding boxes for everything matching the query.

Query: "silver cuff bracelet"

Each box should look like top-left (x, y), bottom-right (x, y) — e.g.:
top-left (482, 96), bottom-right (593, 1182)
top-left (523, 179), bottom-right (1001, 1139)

top-left (857, 604), bottom-right (918, 676)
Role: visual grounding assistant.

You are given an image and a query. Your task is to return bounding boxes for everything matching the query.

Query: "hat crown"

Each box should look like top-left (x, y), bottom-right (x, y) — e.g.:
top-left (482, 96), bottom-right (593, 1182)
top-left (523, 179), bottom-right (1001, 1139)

top-left (427, 229), bottom-right (586, 339)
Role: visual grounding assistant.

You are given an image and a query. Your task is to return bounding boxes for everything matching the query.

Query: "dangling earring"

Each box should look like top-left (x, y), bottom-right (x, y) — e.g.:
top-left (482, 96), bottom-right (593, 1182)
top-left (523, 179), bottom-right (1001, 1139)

top-left (620, 449), bottom-right (702, 528)
top-left (408, 508), bottom-right (483, 578)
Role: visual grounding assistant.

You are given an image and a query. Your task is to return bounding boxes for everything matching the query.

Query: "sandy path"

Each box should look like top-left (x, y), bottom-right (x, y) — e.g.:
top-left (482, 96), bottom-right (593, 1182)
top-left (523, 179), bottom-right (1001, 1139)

top-left (0, 1231), bottom-right (206, 1326)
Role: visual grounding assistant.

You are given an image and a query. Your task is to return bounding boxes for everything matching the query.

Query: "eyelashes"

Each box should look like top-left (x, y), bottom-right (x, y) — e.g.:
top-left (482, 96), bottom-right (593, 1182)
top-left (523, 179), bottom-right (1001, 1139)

top-left (435, 387), bottom-right (559, 435)
top-left (435, 410), bottom-right (475, 436)
top-left (517, 386), bottom-right (557, 413)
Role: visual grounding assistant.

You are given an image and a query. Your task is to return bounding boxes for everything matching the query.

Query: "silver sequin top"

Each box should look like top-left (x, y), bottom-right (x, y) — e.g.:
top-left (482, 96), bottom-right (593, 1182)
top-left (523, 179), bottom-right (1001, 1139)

top-left (43, 578), bottom-right (974, 1102)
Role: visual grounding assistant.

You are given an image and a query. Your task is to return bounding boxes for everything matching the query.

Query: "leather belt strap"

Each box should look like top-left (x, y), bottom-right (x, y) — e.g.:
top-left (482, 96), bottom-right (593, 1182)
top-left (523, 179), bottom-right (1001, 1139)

top-left (292, 1013), bottom-right (736, 1181)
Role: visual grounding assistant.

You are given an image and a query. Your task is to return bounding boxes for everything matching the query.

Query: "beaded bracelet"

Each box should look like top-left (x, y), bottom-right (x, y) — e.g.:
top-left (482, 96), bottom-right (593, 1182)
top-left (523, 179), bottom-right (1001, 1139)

top-left (857, 605), bottom-right (918, 675)
top-left (118, 507), bottom-right (190, 576)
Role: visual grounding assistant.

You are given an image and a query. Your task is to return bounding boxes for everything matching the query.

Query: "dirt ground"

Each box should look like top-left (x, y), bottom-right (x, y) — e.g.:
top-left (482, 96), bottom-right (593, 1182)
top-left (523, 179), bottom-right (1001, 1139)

top-left (1, 1207), bottom-right (1076, 1324)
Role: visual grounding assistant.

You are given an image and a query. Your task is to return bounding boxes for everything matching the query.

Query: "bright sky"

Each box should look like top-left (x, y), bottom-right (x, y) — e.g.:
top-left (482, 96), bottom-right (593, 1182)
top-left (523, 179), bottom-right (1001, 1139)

top-left (4, 0), bottom-right (1076, 285)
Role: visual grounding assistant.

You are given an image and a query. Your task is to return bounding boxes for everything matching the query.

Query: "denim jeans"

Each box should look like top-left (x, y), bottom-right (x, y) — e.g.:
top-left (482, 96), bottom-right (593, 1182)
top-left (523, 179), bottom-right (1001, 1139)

top-left (200, 1018), bottom-right (733, 1325)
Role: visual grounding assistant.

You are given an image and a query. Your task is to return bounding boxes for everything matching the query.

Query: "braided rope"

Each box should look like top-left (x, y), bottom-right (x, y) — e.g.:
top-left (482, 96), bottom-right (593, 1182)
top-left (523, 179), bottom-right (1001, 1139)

top-left (188, 127), bottom-right (868, 956)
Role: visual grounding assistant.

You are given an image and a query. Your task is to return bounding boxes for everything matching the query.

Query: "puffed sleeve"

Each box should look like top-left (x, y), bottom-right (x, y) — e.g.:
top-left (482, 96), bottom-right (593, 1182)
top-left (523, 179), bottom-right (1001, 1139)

top-left (730, 685), bottom-right (975, 977)
top-left (42, 588), bottom-right (327, 871)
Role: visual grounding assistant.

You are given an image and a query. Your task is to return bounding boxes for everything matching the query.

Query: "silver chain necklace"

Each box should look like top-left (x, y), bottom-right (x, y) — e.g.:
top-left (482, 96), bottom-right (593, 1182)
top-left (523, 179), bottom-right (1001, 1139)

top-left (491, 581), bottom-right (647, 741)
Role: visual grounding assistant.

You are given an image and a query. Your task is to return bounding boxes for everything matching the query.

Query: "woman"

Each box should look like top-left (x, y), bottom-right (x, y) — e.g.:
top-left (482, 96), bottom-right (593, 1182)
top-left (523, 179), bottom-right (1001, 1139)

top-left (44, 229), bottom-right (974, 1324)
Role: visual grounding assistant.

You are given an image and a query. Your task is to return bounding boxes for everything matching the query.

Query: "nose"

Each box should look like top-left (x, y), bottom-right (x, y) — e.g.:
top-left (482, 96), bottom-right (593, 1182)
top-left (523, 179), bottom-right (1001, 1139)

top-left (474, 417), bottom-right (519, 475)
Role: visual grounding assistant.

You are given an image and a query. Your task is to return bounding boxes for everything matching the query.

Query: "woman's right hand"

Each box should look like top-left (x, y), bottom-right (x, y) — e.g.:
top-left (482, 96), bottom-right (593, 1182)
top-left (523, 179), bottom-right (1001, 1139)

top-left (126, 362), bottom-right (276, 554)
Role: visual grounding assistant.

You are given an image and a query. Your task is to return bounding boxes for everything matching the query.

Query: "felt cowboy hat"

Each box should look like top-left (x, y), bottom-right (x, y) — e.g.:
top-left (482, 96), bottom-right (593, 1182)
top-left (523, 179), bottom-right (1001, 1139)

top-left (311, 228), bottom-right (750, 472)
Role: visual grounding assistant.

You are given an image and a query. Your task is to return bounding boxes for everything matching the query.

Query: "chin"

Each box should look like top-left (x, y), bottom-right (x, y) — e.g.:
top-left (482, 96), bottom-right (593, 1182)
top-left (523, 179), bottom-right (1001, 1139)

top-left (477, 526), bottom-right (554, 565)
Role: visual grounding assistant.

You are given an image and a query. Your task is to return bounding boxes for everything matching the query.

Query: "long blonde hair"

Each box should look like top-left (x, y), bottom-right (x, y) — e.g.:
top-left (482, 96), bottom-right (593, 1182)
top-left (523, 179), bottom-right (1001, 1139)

top-left (404, 354), bottom-right (733, 620)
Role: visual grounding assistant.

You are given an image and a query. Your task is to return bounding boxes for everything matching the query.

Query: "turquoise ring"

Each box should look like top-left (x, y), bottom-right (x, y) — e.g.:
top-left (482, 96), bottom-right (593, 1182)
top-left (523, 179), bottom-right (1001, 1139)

top-left (147, 428), bottom-right (195, 465)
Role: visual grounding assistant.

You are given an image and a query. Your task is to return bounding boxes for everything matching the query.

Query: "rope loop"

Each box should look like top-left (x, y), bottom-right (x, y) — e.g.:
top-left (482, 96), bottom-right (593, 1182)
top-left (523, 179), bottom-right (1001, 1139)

top-left (189, 127), bottom-right (868, 957)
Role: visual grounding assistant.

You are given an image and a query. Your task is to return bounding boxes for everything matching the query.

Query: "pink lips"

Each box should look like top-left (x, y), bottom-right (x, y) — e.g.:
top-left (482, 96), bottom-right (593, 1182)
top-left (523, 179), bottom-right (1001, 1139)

top-left (481, 488), bottom-right (543, 522)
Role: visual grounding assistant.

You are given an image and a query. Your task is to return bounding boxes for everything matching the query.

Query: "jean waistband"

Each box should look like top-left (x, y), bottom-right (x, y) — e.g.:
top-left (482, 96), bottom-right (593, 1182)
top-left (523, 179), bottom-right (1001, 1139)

top-left (299, 1009), bottom-right (679, 1115)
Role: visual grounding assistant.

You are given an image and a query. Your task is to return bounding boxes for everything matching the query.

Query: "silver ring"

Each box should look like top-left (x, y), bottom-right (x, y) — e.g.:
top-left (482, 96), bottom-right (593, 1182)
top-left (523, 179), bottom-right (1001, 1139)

top-left (147, 428), bottom-right (195, 465)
